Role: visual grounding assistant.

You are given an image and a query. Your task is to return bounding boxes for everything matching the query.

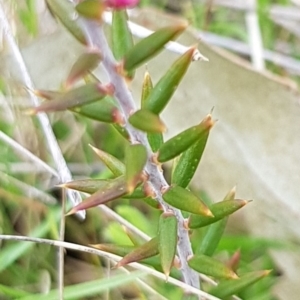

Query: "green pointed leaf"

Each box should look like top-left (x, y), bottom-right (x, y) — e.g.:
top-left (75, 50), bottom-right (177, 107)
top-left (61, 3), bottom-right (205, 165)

top-left (141, 71), bottom-right (153, 108)
top-left (125, 144), bottom-right (147, 193)
top-left (129, 109), bottom-right (166, 133)
top-left (196, 188), bottom-right (236, 256)
top-left (143, 197), bottom-right (161, 209)
top-left (158, 212), bottom-right (178, 280)
top-left (147, 133), bottom-right (164, 152)
top-left (122, 226), bottom-right (146, 246)
top-left (46, 0), bottom-right (87, 45)
top-left (112, 124), bottom-right (130, 140)
top-left (116, 237), bottom-right (159, 268)
top-left (66, 51), bottom-right (102, 87)
top-left (34, 89), bottom-right (121, 123)
top-left (196, 218), bottom-right (227, 256)
top-left (144, 47), bottom-right (195, 115)
top-left (172, 129), bottom-right (209, 188)
top-left (123, 23), bottom-right (187, 73)
top-left (75, 0), bottom-right (105, 20)
top-left (112, 10), bottom-right (134, 79)
top-left (65, 176), bottom-right (128, 215)
top-left (209, 270), bottom-right (271, 298)
top-left (140, 71), bottom-right (164, 151)
top-left (122, 185), bottom-right (147, 199)
top-left (157, 114), bottom-right (214, 163)
top-left (61, 178), bottom-right (112, 194)
top-left (188, 199), bottom-right (250, 229)
top-left (73, 97), bottom-right (123, 123)
top-left (188, 254), bottom-right (238, 280)
top-left (61, 177), bottom-right (145, 199)
top-left (27, 83), bottom-right (110, 114)
top-left (89, 144), bottom-right (125, 176)
top-left (162, 185), bottom-right (213, 216)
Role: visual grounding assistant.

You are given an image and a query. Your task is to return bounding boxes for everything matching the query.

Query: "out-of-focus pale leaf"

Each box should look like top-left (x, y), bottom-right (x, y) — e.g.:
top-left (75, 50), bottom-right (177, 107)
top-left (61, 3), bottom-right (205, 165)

top-left (66, 51), bottom-right (102, 87)
top-left (46, 0), bottom-right (87, 44)
top-left (75, 0), bottom-right (105, 20)
top-left (27, 83), bottom-right (110, 114)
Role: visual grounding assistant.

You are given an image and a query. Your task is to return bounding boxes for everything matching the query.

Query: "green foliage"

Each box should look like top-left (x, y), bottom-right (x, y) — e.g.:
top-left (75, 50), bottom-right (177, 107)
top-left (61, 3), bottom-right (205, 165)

top-left (0, 1), bottom-right (281, 299)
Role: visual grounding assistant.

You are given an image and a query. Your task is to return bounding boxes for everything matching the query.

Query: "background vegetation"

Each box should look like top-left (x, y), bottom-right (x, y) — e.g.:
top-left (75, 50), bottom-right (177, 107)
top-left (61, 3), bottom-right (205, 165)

top-left (0, 0), bottom-right (299, 299)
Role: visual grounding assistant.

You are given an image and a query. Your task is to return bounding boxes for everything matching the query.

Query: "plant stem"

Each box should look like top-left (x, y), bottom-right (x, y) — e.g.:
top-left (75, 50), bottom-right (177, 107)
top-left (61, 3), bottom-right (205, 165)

top-left (79, 19), bottom-right (200, 289)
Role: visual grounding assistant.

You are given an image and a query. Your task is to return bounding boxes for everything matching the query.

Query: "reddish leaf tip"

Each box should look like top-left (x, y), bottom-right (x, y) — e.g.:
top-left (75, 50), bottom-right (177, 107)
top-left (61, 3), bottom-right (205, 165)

top-left (112, 108), bottom-right (125, 125)
top-left (100, 83), bottom-right (115, 96)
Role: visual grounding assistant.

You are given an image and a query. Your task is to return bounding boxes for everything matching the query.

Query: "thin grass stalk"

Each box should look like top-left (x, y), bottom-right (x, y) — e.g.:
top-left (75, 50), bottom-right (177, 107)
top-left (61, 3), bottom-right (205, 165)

top-left (0, 130), bottom-right (58, 178)
top-left (58, 189), bottom-right (66, 300)
top-left (0, 235), bottom-right (221, 300)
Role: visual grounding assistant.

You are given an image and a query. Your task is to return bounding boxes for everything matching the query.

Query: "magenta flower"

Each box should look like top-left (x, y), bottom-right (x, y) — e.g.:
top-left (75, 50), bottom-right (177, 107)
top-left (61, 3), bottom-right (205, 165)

top-left (105, 0), bottom-right (139, 9)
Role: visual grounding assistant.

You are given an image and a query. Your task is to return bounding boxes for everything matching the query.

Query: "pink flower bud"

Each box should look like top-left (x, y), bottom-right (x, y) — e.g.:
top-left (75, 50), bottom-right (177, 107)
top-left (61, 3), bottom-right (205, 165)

top-left (105, 0), bottom-right (139, 9)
